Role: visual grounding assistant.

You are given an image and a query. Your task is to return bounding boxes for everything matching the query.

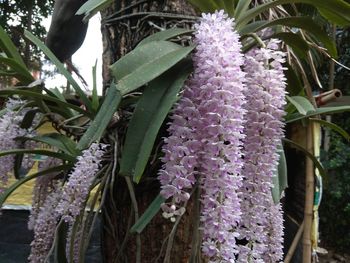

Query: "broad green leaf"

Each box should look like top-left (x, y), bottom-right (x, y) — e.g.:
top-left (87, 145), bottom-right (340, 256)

top-left (119, 61), bottom-right (192, 182)
top-left (286, 95), bottom-right (315, 115)
top-left (236, 0), bottom-right (350, 29)
top-left (0, 149), bottom-right (75, 162)
top-left (76, 0), bottom-right (113, 21)
top-left (273, 32), bottom-right (309, 59)
top-left (309, 118), bottom-right (350, 141)
top-left (283, 138), bottom-right (326, 178)
top-left (137, 28), bottom-right (194, 46)
top-left (0, 89), bottom-right (91, 117)
top-left (0, 57), bottom-right (34, 84)
top-left (286, 105), bottom-right (350, 123)
top-left (27, 133), bottom-right (78, 156)
top-left (0, 164), bottom-right (71, 207)
top-left (0, 25), bottom-right (27, 68)
top-left (111, 41), bottom-right (194, 95)
top-left (272, 146), bottom-right (288, 204)
top-left (24, 30), bottom-right (94, 113)
top-left (91, 60), bottom-right (99, 111)
top-left (130, 194), bottom-right (165, 234)
top-left (234, 0), bottom-right (252, 19)
top-left (77, 83), bottom-right (121, 150)
top-left (240, 17), bottom-right (337, 58)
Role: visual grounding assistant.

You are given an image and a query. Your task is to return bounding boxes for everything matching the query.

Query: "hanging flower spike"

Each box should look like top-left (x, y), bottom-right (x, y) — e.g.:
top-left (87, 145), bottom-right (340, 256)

top-left (56, 143), bottom-right (107, 224)
top-left (28, 157), bottom-right (62, 230)
top-left (238, 39), bottom-right (286, 263)
top-left (0, 99), bottom-right (29, 186)
top-left (29, 185), bottom-right (61, 263)
top-left (193, 11), bottom-right (246, 262)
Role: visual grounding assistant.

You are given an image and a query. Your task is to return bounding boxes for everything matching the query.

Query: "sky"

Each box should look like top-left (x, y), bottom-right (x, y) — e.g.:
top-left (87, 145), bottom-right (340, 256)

top-left (43, 15), bottom-right (103, 94)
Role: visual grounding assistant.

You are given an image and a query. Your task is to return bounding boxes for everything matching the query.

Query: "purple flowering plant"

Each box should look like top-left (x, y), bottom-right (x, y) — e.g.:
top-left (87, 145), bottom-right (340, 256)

top-left (1, 0), bottom-right (350, 262)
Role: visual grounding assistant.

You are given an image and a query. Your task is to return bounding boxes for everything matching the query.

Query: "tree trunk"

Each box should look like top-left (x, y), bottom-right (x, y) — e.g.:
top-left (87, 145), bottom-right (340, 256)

top-left (100, 1), bottom-right (199, 262)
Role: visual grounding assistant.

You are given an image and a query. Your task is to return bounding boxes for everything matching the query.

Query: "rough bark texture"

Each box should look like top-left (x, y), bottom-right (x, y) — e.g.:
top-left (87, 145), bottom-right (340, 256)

top-left (100, 1), bottom-right (199, 262)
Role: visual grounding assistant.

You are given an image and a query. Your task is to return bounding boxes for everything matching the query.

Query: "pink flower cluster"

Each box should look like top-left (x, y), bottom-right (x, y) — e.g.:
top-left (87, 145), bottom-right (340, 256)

top-left (158, 11), bottom-right (286, 262)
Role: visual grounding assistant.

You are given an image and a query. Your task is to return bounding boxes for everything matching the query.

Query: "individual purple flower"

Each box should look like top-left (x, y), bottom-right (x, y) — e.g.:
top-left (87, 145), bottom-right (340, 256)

top-left (29, 185), bottom-right (61, 263)
top-left (158, 10), bottom-right (246, 261)
top-left (28, 157), bottom-right (62, 230)
top-left (56, 143), bottom-right (106, 223)
top-left (0, 99), bottom-right (29, 185)
top-left (237, 39), bottom-right (286, 262)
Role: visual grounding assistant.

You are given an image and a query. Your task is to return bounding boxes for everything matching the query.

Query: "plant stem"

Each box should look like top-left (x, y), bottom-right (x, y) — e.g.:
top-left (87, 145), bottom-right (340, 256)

top-left (302, 124), bottom-right (314, 263)
top-left (284, 221), bottom-right (304, 263)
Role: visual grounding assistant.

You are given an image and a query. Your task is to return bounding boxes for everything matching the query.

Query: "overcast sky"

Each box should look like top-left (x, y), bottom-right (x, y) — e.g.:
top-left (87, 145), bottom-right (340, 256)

top-left (43, 15), bottom-right (103, 94)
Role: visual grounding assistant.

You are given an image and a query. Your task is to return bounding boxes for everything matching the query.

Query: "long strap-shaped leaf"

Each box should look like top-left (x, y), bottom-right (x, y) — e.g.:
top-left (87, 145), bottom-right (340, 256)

top-left (235, 0), bottom-right (350, 28)
top-left (110, 40), bottom-right (194, 96)
top-left (0, 57), bottom-right (34, 84)
top-left (24, 30), bottom-right (94, 113)
top-left (77, 83), bottom-right (121, 150)
top-left (0, 149), bottom-right (75, 162)
top-left (0, 25), bottom-right (27, 68)
top-left (119, 60), bottom-right (192, 182)
top-left (0, 164), bottom-right (72, 207)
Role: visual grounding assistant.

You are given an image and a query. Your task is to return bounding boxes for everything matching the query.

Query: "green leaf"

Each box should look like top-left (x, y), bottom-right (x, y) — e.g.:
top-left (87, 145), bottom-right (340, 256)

top-left (223, 0), bottom-right (235, 16)
top-left (240, 17), bottom-right (337, 58)
top-left (272, 146), bottom-right (288, 204)
top-left (24, 30), bottom-right (94, 113)
top-left (91, 60), bottom-right (99, 111)
top-left (130, 194), bottom-right (165, 234)
top-left (0, 57), bottom-right (34, 84)
top-left (77, 83), bottom-right (121, 150)
top-left (0, 89), bottom-right (91, 117)
top-left (273, 32), bottom-right (309, 59)
top-left (286, 105), bottom-right (350, 123)
top-left (54, 221), bottom-right (68, 263)
top-left (0, 149), bottom-right (75, 162)
top-left (119, 60), bottom-right (192, 182)
top-left (20, 109), bottom-right (39, 129)
top-left (27, 133), bottom-right (78, 156)
top-left (187, 0), bottom-right (218, 12)
top-left (76, 0), bottom-right (113, 21)
top-left (0, 25), bottom-right (27, 68)
top-left (309, 118), bottom-right (350, 141)
top-left (283, 138), bottom-right (326, 178)
top-left (110, 41), bottom-right (194, 95)
top-left (286, 95), bottom-right (315, 115)
top-left (285, 64), bottom-right (303, 96)
top-left (137, 28), bottom-right (194, 46)
top-left (0, 164), bottom-right (71, 207)
top-left (234, 0), bottom-right (252, 19)
top-left (236, 0), bottom-right (350, 29)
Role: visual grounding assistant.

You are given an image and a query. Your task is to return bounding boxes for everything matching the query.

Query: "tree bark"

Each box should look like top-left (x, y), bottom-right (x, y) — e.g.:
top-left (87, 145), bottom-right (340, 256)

top-left (100, 1), bottom-right (199, 262)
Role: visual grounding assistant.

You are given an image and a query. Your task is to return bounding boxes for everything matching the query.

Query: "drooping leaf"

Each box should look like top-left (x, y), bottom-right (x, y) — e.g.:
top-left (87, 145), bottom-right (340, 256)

top-left (310, 118), bottom-right (350, 141)
top-left (273, 32), bottom-right (309, 59)
top-left (223, 0), bottom-right (235, 16)
top-left (234, 0), bottom-right (252, 19)
top-left (0, 57), bottom-right (34, 84)
top-left (0, 89), bottom-right (91, 117)
top-left (285, 64), bottom-right (304, 96)
top-left (271, 146), bottom-right (288, 204)
top-left (0, 149), bottom-right (75, 162)
top-left (130, 194), bottom-right (165, 234)
top-left (24, 30), bottom-right (94, 113)
top-left (110, 41), bottom-right (194, 95)
top-left (0, 164), bottom-right (72, 207)
top-left (76, 0), bottom-right (113, 21)
top-left (138, 28), bottom-right (194, 46)
top-left (119, 60), bottom-right (192, 182)
top-left (0, 25), bottom-right (27, 68)
top-left (27, 133), bottom-right (78, 156)
top-left (286, 95), bottom-right (315, 115)
top-left (239, 16), bottom-right (337, 58)
top-left (286, 105), bottom-right (350, 123)
top-left (77, 83), bottom-right (121, 150)
top-left (236, 0), bottom-right (350, 29)
top-left (283, 138), bottom-right (326, 178)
